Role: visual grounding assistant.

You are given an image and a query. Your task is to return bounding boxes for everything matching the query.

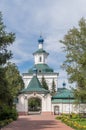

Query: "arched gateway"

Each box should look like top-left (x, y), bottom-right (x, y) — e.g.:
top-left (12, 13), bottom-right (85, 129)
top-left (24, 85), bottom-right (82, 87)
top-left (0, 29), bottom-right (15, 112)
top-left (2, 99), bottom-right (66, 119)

top-left (28, 97), bottom-right (41, 114)
top-left (18, 70), bottom-right (52, 115)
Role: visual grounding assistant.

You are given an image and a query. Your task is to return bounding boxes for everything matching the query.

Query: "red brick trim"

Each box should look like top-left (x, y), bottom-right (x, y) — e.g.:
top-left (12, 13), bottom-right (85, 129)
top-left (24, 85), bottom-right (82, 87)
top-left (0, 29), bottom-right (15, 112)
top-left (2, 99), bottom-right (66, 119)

top-left (18, 112), bottom-right (28, 115)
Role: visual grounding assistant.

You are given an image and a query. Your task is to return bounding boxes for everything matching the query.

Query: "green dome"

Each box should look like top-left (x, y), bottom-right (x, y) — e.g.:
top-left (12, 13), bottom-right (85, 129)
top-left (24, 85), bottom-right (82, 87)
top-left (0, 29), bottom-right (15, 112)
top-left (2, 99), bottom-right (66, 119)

top-left (29, 64), bottom-right (53, 73)
top-left (33, 49), bottom-right (49, 55)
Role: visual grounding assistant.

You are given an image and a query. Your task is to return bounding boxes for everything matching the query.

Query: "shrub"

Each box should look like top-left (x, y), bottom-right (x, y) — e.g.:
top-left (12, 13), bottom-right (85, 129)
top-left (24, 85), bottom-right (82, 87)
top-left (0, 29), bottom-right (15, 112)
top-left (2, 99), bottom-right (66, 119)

top-left (0, 105), bottom-right (18, 121)
top-left (70, 113), bottom-right (79, 119)
top-left (9, 108), bottom-right (18, 120)
top-left (0, 119), bottom-right (13, 128)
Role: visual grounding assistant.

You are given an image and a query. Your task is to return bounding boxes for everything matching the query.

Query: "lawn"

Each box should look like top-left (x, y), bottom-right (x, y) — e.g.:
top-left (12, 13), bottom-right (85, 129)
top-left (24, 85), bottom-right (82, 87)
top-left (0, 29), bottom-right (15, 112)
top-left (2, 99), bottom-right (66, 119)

top-left (56, 113), bottom-right (86, 130)
top-left (74, 119), bottom-right (86, 126)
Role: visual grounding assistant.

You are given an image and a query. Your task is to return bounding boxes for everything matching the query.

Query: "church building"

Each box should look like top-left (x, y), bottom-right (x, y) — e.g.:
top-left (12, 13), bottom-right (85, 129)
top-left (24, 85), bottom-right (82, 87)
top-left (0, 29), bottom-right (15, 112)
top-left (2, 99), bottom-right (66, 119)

top-left (16, 36), bottom-right (85, 115)
top-left (22, 36), bottom-right (58, 91)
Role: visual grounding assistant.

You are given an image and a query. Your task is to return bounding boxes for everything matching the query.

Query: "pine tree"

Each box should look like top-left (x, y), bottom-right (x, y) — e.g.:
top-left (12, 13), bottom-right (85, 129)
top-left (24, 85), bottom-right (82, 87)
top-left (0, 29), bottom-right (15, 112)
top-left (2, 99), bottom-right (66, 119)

top-left (41, 76), bottom-right (49, 90)
top-left (51, 79), bottom-right (56, 95)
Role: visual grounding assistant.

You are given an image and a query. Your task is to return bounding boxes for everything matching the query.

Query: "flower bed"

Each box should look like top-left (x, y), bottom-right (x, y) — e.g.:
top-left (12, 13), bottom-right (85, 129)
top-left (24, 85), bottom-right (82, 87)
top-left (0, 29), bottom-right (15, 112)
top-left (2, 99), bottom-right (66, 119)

top-left (56, 113), bottom-right (86, 130)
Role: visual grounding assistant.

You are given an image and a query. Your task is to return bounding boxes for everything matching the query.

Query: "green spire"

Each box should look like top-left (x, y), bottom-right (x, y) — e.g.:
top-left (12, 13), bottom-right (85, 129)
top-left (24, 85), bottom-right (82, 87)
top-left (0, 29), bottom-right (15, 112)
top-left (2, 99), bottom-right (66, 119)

top-left (21, 75), bottom-right (49, 94)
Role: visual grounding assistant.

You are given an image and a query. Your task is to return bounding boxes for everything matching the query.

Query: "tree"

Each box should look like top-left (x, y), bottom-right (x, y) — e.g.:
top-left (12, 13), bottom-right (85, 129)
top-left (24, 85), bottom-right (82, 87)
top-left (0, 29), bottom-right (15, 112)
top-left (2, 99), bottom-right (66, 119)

top-left (60, 18), bottom-right (86, 102)
top-left (51, 79), bottom-right (56, 95)
top-left (0, 12), bottom-right (15, 106)
top-left (0, 12), bottom-right (15, 65)
top-left (5, 62), bottom-right (24, 99)
top-left (28, 98), bottom-right (41, 111)
top-left (0, 67), bottom-right (11, 106)
top-left (41, 76), bottom-right (49, 90)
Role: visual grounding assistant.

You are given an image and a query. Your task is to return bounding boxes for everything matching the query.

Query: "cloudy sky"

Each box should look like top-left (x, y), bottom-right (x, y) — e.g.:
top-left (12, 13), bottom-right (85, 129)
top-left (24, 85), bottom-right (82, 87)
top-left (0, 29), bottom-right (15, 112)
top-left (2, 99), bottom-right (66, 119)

top-left (0, 0), bottom-right (86, 88)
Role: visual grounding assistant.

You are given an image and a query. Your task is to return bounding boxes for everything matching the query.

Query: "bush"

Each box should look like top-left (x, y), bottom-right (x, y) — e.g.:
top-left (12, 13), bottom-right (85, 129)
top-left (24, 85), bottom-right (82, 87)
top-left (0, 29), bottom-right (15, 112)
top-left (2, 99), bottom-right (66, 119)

top-left (70, 113), bottom-right (79, 119)
top-left (0, 119), bottom-right (13, 128)
top-left (0, 105), bottom-right (18, 121)
top-left (56, 116), bottom-right (62, 120)
top-left (9, 108), bottom-right (18, 120)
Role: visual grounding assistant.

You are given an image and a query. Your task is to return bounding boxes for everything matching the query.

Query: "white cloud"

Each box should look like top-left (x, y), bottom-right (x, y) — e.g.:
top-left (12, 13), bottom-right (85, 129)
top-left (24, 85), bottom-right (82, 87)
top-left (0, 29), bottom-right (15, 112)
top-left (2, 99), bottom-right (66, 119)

top-left (58, 69), bottom-right (76, 88)
top-left (45, 35), bottom-right (64, 53)
top-left (0, 0), bottom-right (86, 87)
top-left (8, 38), bottom-right (33, 64)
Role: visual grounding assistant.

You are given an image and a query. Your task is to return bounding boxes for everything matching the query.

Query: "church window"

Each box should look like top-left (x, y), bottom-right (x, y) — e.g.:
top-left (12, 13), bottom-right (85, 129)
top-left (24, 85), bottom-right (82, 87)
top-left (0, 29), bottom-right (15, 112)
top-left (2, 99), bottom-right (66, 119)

top-left (39, 70), bottom-right (41, 73)
top-left (39, 57), bottom-right (42, 62)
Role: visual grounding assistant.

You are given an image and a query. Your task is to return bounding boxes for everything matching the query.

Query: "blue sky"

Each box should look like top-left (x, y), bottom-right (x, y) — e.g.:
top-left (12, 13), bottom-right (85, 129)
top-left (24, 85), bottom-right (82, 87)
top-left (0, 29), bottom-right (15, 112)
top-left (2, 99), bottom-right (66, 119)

top-left (0, 0), bottom-right (86, 88)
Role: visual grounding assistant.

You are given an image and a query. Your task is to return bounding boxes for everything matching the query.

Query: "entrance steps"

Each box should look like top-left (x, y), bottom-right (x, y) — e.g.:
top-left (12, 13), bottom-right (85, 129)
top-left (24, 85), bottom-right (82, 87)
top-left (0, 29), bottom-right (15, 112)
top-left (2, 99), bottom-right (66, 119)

top-left (18, 111), bottom-right (53, 115)
top-left (28, 111), bottom-right (41, 115)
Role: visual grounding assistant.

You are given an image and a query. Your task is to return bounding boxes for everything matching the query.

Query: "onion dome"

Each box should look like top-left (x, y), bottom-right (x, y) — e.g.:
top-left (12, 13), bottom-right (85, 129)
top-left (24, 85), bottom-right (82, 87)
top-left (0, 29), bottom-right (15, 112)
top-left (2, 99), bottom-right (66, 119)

top-left (63, 82), bottom-right (66, 87)
top-left (38, 36), bottom-right (44, 43)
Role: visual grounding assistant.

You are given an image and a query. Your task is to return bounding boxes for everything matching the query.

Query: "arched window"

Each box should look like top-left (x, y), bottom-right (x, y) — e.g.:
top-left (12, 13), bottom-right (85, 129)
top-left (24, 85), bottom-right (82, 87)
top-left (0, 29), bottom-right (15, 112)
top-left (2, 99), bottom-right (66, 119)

top-left (39, 57), bottom-right (42, 62)
top-left (39, 70), bottom-right (41, 73)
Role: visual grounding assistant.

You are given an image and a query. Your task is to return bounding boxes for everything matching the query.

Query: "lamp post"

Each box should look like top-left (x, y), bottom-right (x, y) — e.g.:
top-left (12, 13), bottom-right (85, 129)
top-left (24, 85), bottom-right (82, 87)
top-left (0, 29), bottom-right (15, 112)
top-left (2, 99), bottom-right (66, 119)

top-left (69, 95), bottom-right (70, 117)
top-left (24, 95), bottom-right (27, 115)
top-left (62, 99), bottom-right (63, 114)
top-left (78, 97), bottom-right (81, 117)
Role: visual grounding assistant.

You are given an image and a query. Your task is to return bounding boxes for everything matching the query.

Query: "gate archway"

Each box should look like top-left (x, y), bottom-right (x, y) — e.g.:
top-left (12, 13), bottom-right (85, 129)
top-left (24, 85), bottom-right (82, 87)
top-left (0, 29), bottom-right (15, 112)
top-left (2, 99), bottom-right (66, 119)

top-left (28, 97), bottom-right (41, 114)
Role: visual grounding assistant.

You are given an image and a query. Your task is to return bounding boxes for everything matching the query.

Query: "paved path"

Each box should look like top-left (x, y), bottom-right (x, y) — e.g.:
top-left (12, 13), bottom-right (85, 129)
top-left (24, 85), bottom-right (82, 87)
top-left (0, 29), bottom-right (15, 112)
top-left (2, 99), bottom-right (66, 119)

top-left (3, 114), bottom-right (74, 130)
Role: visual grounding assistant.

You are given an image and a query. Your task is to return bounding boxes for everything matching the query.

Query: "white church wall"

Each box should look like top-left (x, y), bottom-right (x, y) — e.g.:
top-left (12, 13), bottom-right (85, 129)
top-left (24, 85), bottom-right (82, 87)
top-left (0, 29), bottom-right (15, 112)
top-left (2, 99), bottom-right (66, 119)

top-left (72, 104), bottom-right (86, 113)
top-left (16, 93), bottom-right (52, 114)
top-left (52, 103), bottom-right (77, 114)
top-left (43, 94), bottom-right (52, 112)
top-left (23, 75), bottom-right (33, 88)
top-left (16, 93), bottom-right (86, 114)
top-left (34, 53), bottom-right (48, 65)
top-left (23, 73), bottom-right (58, 91)
top-left (34, 54), bottom-right (45, 64)
top-left (52, 103), bottom-right (86, 114)
top-left (16, 94), bottom-right (28, 113)
top-left (38, 74), bottom-right (58, 91)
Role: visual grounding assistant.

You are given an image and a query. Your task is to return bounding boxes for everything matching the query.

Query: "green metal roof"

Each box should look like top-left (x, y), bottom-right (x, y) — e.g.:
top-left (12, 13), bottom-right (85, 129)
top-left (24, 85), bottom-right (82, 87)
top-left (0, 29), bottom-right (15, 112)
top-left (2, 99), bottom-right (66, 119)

top-left (52, 88), bottom-right (74, 99)
top-left (52, 99), bottom-right (75, 103)
top-left (29, 64), bottom-right (53, 73)
top-left (33, 49), bottom-right (49, 55)
top-left (21, 75), bottom-right (49, 94)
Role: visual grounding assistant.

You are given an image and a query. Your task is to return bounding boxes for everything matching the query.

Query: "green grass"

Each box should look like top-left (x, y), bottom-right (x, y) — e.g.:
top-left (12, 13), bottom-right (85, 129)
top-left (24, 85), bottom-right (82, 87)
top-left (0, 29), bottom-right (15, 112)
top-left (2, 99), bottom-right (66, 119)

top-left (76, 120), bottom-right (86, 125)
top-left (56, 114), bottom-right (86, 130)
top-left (71, 117), bottom-right (86, 125)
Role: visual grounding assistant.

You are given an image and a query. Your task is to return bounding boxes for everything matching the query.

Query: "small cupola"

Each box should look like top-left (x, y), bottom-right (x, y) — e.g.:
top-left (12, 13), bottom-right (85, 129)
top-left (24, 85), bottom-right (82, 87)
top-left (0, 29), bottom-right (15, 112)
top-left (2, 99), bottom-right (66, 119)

top-left (33, 36), bottom-right (49, 65)
top-left (62, 82), bottom-right (66, 88)
top-left (38, 36), bottom-right (44, 49)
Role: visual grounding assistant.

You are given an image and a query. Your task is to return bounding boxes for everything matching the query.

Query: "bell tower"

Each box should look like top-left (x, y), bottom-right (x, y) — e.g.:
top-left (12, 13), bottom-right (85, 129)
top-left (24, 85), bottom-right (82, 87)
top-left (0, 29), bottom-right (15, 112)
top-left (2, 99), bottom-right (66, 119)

top-left (33, 36), bottom-right (49, 65)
